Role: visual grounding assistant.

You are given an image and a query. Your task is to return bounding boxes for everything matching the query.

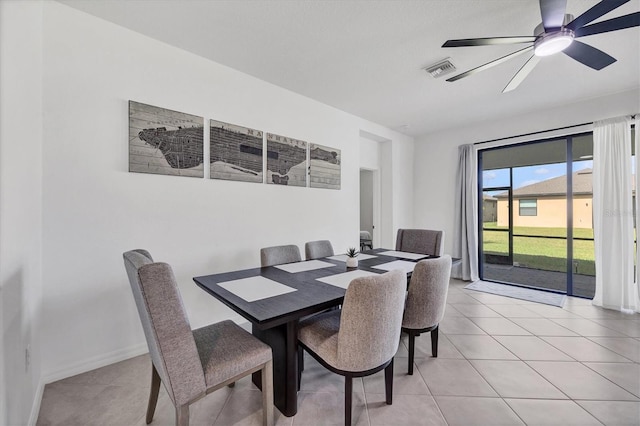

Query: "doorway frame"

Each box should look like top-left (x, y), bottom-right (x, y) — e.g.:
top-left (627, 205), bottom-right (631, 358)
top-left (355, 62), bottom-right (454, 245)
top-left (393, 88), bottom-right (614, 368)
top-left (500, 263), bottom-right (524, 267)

top-left (359, 167), bottom-right (381, 248)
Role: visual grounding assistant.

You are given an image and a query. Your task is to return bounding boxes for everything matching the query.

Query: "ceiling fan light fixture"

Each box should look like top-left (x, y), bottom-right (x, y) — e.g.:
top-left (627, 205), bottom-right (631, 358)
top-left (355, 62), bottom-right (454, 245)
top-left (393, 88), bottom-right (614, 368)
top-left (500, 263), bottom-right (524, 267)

top-left (534, 29), bottom-right (575, 56)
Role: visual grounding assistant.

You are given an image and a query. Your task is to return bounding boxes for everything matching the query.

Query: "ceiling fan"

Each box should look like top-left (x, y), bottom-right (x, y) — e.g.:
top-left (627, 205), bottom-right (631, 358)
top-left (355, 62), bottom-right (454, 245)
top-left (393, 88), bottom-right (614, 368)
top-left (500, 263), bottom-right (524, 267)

top-left (442, 0), bottom-right (640, 92)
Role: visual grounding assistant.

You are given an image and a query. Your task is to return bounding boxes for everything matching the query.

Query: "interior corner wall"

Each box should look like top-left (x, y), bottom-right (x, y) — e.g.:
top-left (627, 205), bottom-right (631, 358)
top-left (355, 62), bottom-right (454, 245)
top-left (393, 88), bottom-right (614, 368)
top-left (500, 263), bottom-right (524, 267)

top-left (379, 141), bottom-right (395, 247)
top-left (0, 1), bottom-right (45, 424)
top-left (413, 89), bottom-right (640, 257)
top-left (391, 137), bottom-right (415, 235)
top-left (39, 1), bottom-right (414, 382)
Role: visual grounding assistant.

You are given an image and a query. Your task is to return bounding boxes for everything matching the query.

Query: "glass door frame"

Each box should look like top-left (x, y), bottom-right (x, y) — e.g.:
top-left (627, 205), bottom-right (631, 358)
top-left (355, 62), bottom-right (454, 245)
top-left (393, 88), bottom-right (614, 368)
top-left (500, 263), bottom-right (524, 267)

top-left (479, 185), bottom-right (513, 278)
top-left (477, 132), bottom-right (593, 298)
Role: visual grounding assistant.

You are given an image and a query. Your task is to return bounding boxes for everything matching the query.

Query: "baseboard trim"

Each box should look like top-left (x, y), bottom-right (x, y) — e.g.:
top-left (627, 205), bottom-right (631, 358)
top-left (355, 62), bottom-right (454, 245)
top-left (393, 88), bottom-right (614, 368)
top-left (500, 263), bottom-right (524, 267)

top-left (32, 316), bottom-right (248, 424)
top-left (27, 378), bottom-right (45, 426)
top-left (41, 342), bottom-right (148, 385)
top-left (30, 342), bottom-right (148, 424)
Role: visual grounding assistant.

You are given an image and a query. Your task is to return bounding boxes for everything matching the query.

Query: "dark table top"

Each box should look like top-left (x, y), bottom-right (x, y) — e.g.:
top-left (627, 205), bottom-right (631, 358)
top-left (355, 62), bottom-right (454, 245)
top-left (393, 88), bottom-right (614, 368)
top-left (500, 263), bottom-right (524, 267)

top-left (193, 248), bottom-right (446, 330)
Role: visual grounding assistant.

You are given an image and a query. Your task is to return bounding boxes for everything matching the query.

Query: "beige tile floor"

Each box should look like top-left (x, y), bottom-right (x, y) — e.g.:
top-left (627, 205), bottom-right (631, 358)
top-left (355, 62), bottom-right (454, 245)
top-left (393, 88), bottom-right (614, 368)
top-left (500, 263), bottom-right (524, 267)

top-left (37, 279), bottom-right (640, 425)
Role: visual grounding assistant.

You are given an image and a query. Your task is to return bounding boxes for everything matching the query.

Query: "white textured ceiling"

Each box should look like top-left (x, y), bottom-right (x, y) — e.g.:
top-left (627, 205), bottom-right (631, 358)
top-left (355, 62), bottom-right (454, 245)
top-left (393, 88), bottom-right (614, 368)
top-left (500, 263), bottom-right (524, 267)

top-left (58, 0), bottom-right (640, 137)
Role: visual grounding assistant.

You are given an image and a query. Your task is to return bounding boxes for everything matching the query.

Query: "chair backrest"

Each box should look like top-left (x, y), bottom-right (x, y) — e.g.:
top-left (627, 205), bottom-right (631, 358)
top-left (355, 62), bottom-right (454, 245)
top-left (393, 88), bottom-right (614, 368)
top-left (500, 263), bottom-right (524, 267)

top-left (403, 255), bottom-right (452, 330)
top-left (337, 270), bottom-right (405, 371)
top-left (305, 240), bottom-right (335, 260)
top-left (260, 244), bottom-right (301, 267)
top-left (359, 231), bottom-right (371, 240)
top-left (395, 229), bottom-right (445, 256)
top-left (123, 250), bottom-right (206, 406)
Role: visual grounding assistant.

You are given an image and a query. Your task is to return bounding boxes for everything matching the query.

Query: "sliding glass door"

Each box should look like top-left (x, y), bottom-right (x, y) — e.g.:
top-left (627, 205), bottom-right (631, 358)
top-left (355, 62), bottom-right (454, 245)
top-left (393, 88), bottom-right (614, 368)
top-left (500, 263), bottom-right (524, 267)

top-left (570, 134), bottom-right (596, 298)
top-left (479, 133), bottom-right (595, 298)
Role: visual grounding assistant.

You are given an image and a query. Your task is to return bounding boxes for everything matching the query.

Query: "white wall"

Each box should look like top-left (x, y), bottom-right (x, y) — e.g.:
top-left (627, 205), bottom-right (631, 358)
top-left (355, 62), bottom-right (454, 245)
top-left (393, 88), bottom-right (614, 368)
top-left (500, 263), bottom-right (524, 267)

top-left (391, 136), bottom-right (415, 235)
top-left (359, 136), bottom-right (380, 170)
top-left (414, 89), bottom-right (640, 256)
top-left (0, 1), bottom-right (44, 424)
top-left (36, 1), bottom-right (414, 384)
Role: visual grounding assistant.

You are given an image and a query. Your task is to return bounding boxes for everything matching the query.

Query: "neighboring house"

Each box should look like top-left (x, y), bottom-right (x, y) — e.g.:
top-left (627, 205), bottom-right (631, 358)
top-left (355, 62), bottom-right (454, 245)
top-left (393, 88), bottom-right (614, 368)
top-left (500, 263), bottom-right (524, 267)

top-left (483, 194), bottom-right (498, 223)
top-left (495, 168), bottom-right (594, 228)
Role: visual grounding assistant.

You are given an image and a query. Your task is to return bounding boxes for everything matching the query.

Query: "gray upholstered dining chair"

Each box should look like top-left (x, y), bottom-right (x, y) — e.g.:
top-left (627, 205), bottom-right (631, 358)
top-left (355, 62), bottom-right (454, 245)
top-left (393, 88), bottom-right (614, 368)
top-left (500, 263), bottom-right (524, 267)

top-left (123, 250), bottom-right (274, 426)
top-left (395, 228), bottom-right (445, 256)
top-left (298, 270), bottom-right (406, 426)
top-left (260, 244), bottom-right (301, 267)
top-left (304, 240), bottom-right (335, 260)
top-left (402, 255), bottom-right (452, 375)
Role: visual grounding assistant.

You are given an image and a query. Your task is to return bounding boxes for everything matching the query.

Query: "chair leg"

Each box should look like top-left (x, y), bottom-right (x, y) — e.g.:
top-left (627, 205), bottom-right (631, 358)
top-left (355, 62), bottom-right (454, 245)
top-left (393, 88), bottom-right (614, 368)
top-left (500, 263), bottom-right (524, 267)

top-left (384, 359), bottom-right (394, 405)
top-left (407, 331), bottom-right (415, 375)
top-left (431, 325), bottom-right (439, 358)
top-left (146, 364), bottom-right (161, 424)
top-left (175, 405), bottom-right (189, 426)
top-left (297, 346), bottom-right (304, 391)
top-left (344, 375), bottom-right (353, 426)
top-left (261, 360), bottom-right (274, 426)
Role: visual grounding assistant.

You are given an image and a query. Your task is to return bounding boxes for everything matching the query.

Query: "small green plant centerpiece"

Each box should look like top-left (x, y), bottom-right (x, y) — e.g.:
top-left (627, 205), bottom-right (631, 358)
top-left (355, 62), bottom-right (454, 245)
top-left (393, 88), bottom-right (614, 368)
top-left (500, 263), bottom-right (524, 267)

top-left (346, 247), bottom-right (359, 268)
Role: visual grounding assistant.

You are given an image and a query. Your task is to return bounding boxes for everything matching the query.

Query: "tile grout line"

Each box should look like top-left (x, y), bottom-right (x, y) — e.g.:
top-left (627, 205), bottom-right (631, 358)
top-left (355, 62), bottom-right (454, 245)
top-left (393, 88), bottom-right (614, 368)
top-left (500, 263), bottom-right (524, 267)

top-left (578, 361), bottom-right (640, 400)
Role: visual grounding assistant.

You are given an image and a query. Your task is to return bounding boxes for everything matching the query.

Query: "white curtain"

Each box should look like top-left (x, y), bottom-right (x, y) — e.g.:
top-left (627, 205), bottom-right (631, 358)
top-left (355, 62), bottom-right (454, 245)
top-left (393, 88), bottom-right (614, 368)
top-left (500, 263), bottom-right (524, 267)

top-left (593, 117), bottom-right (637, 312)
top-left (453, 144), bottom-right (479, 281)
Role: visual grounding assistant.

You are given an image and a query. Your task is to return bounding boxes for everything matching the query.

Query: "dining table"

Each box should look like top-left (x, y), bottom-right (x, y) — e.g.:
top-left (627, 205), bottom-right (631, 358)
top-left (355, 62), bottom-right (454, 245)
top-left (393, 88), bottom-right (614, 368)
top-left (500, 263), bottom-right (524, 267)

top-left (193, 248), bottom-right (451, 417)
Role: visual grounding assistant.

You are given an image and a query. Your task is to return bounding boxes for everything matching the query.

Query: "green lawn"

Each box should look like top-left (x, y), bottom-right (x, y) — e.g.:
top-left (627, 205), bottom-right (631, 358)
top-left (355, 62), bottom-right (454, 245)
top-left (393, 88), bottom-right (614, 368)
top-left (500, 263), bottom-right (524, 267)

top-left (482, 223), bottom-right (595, 275)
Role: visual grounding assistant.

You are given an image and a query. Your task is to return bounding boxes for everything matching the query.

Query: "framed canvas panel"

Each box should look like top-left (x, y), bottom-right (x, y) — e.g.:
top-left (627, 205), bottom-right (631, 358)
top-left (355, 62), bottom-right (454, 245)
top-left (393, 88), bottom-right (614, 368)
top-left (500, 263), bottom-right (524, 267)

top-left (210, 120), bottom-right (263, 183)
top-left (309, 144), bottom-right (341, 189)
top-left (266, 133), bottom-right (307, 187)
top-left (129, 101), bottom-right (204, 177)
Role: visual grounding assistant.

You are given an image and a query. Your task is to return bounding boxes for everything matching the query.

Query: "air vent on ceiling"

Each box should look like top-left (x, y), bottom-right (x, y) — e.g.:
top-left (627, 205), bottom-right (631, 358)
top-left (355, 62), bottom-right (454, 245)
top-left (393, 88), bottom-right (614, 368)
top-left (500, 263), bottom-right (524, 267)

top-left (424, 58), bottom-right (456, 78)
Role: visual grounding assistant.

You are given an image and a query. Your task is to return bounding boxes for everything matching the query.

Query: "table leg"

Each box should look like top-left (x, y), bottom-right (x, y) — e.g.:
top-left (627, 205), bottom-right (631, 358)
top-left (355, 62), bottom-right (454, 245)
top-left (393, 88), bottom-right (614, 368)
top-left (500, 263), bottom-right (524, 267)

top-left (252, 321), bottom-right (299, 417)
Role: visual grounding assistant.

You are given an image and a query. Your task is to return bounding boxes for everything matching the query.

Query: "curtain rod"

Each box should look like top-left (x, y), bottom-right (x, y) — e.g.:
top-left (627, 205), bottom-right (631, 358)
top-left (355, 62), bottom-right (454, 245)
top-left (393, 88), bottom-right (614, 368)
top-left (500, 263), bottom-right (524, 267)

top-left (473, 122), bottom-right (592, 146)
top-left (473, 114), bottom-right (638, 146)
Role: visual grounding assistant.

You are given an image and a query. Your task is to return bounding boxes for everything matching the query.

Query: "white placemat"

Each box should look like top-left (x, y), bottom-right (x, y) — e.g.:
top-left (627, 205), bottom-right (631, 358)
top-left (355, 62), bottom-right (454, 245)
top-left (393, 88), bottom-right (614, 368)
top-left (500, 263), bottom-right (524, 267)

top-left (327, 253), bottom-right (377, 262)
top-left (274, 260), bottom-right (335, 273)
top-left (378, 250), bottom-right (428, 260)
top-left (372, 260), bottom-right (418, 274)
top-left (218, 276), bottom-right (296, 302)
top-left (316, 270), bottom-right (378, 289)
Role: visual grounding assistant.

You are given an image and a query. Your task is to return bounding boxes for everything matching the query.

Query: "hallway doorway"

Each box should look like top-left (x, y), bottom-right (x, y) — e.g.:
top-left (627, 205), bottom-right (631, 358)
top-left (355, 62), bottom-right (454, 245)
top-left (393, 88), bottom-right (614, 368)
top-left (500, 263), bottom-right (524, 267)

top-left (360, 168), bottom-right (378, 247)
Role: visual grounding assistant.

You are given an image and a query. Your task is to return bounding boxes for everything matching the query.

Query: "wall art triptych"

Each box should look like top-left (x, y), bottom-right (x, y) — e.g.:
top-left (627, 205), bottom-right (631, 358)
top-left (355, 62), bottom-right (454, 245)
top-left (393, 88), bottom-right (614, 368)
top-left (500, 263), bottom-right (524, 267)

top-left (310, 143), bottom-right (341, 190)
top-left (210, 120), bottom-right (263, 183)
top-left (266, 133), bottom-right (307, 187)
top-left (129, 101), bottom-right (341, 189)
top-left (129, 101), bottom-right (204, 178)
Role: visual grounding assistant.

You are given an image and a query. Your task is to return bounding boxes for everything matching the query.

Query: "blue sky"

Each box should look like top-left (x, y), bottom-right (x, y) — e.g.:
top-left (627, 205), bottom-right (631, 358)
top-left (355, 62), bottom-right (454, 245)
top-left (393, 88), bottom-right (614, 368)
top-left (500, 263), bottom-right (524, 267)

top-left (483, 160), bottom-right (594, 190)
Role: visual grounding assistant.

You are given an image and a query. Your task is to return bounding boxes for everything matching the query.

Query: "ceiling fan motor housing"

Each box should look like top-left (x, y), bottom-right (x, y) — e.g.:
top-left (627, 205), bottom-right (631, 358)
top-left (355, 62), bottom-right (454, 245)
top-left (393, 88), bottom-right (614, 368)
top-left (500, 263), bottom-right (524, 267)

top-left (534, 13), bottom-right (575, 35)
top-left (534, 14), bottom-right (576, 57)
top-left (534, 28), bottom-right (575, 56)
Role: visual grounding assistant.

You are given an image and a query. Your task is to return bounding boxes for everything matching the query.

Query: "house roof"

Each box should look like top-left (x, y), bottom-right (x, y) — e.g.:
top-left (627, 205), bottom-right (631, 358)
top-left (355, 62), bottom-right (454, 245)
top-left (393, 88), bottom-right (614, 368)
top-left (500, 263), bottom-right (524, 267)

top-left (495, 169), bottom-right (593, 198)
top-left (495, 168), bottom-right (636, 198)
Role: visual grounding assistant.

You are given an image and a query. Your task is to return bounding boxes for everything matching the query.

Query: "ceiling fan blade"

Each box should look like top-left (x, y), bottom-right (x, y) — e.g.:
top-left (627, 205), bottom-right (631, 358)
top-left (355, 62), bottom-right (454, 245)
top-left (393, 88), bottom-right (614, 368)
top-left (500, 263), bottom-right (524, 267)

top-left (446, 46), bottom-right (533, 82)
top-left (566, 0), bottom-right (630, 31)
top-left (503, 55), bottom-right (541, 93)
top-left (563, 40), bottom-right (616, 70)
top-left (442, 37), bottom-right (537, 47)
top-left (540, 0), bottom-right (567, 29)
top-left (575, 11), bottom-right (640, 37)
